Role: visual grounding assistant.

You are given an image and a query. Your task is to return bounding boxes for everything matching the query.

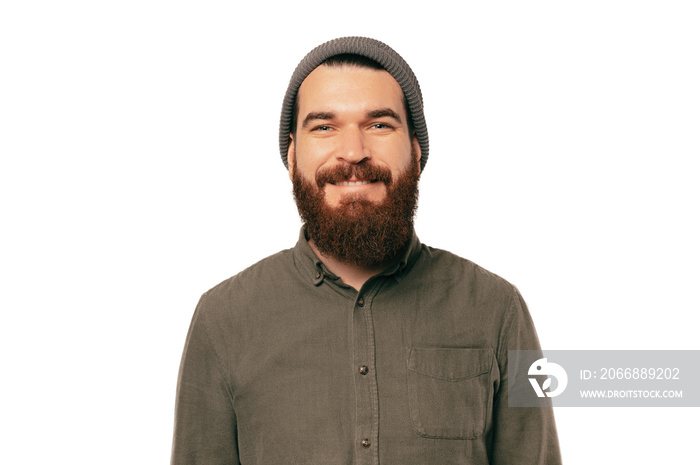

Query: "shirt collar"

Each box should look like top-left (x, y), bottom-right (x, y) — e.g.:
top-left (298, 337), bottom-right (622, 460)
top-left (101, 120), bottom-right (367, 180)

top-left (378, 229), bottom-right (422, 281)
top-left (291, 226), bottom-right (423, 286)
top-left (292, 227), bottom-right (326, 285)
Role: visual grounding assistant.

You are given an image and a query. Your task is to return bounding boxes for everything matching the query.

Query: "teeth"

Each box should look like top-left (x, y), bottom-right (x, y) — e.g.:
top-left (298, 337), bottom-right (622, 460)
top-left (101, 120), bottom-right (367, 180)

top-left (336, 181), bottom-right (372, 186)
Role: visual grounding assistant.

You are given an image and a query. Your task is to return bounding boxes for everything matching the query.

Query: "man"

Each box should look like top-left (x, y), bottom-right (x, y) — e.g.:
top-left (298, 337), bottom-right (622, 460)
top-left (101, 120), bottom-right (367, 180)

top-left (171, 36), bottom-right (562, 464)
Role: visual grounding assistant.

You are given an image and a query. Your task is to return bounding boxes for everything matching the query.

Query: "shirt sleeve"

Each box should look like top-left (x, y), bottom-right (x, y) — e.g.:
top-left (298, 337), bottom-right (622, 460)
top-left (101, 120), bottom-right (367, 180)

top-left (490, 286), bottom-right (563, 465)
top-left (171, 295), bottom-right (240, 465)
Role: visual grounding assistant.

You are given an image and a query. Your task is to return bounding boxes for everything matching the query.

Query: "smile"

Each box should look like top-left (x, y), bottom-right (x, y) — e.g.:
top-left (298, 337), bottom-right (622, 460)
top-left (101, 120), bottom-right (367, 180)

top-left (333, 180), bottom-right (374, 187)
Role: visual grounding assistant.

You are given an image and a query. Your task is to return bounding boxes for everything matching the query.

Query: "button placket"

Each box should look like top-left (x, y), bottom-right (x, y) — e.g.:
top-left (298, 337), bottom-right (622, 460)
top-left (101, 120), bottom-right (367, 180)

top-left (352, 287), bottom-right (380, 464)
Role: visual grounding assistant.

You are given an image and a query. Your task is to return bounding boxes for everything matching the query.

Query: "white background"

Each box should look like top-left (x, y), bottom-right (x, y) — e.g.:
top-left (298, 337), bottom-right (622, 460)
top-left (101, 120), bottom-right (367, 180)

top-left (1, 1), bottom-right (698, 463)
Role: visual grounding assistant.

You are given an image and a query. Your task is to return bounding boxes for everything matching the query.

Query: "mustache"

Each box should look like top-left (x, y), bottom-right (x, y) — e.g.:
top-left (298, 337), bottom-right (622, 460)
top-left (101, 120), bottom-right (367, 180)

top-left (315, 162), bottom-right (393, 188)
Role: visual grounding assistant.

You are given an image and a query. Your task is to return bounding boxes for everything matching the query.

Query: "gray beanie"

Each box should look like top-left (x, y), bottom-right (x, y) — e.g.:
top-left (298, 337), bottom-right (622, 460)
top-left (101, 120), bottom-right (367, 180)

top-left (279, 36), bottom-right (429, 171)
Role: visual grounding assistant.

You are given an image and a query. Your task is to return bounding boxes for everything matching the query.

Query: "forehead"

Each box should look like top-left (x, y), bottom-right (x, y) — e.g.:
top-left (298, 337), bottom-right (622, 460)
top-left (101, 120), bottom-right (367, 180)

top-left (297, 65), bottom-right (406, 116)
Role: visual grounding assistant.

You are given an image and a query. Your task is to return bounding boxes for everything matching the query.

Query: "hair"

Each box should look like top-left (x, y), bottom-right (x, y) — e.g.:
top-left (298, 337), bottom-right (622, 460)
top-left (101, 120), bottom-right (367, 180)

top-left (290, 54), bottom-right (415, 138)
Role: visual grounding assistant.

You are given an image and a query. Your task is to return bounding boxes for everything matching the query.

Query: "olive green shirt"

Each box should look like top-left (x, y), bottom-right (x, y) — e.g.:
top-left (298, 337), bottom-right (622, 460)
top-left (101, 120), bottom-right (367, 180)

top-left (171, 229), bottom-right (562, 464)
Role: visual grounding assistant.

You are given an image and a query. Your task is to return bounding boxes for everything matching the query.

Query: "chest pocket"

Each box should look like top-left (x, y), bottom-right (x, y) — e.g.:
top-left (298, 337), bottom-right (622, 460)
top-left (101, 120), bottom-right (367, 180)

top-left (407, 347), bottom-right (494, 439)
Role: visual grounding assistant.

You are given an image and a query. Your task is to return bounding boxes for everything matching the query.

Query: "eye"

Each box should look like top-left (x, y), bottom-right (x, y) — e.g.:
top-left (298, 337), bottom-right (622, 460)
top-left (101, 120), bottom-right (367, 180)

top-left (371, 123), bottom-right (393, 130)
top-left (312, 125), bottom-right (333, 132)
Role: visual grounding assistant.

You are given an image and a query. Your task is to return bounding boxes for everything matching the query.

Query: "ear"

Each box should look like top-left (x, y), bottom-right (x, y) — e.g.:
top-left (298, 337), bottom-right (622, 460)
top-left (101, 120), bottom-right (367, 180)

top-left (411, 136), bottom-right (422, 174)
top-left (287, 134), bottom-right (295, 181)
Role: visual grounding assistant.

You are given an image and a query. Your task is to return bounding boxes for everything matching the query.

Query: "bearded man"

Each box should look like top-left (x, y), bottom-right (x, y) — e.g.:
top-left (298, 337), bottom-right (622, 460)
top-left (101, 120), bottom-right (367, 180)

top-left (171, 37), bottom-right (562, 465)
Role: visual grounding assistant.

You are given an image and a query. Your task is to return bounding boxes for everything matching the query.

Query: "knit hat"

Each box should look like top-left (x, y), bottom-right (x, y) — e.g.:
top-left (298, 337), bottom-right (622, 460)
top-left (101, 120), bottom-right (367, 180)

top-left (279, 36), bottom-right (429, 171)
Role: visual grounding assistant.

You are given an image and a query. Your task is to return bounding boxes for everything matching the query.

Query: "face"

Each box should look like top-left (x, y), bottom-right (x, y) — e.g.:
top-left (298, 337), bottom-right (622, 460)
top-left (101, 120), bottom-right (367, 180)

top-left (288, 65), bottom-right (421, 207)
top-left (288, 64), bottom-right (422, 267)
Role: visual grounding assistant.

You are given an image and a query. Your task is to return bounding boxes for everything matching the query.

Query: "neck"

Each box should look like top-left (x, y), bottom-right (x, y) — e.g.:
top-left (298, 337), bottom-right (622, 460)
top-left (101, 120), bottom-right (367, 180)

top-left (308, 240), bottom-right (398, 292)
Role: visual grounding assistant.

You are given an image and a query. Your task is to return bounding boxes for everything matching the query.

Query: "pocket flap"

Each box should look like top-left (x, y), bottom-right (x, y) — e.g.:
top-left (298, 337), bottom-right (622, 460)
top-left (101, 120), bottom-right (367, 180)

top-left (408, 348), bottom-right (493, 381)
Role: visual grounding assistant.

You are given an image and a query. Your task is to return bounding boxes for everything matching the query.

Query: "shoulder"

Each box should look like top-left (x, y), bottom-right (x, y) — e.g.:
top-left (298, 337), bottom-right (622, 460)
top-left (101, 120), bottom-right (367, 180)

top-left (415, 243), bottom-right (539, 352)
top-left (196, 247), bottom-right (296, 315)
top-left (416, 243), bottom-right (517, 297)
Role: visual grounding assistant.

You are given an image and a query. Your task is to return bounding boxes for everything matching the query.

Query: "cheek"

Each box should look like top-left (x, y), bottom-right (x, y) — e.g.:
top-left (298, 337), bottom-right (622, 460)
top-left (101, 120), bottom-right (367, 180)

top-left (384, 139), bottom-right (415, 172)
top-left (294, 141), bottom-right (328, 175)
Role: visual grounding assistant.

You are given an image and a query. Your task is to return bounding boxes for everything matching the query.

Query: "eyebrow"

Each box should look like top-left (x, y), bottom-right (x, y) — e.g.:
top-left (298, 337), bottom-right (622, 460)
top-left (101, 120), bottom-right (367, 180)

top-left (301, 112), bottom-right (336, 129)
top-left (367, 108), bottom-right (402, 123)
top-left (301, 108), bottom-right (403, 129)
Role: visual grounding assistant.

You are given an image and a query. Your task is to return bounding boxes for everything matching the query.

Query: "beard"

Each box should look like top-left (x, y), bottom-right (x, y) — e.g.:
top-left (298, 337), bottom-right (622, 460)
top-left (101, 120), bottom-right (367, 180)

top-left (292, 153), bottom-right (420, 268)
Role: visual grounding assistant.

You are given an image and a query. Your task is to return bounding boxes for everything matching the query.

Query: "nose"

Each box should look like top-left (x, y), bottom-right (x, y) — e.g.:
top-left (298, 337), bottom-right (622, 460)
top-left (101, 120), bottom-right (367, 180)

top-left (336, 126), bottom-right (369, 164)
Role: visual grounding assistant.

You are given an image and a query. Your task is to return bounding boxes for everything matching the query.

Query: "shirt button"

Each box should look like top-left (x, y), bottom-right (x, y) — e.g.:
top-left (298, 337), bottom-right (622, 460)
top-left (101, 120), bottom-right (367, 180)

top-left (358, 297), bottom-right (365, 307)
top-left (315, 271), bottom-right (321, 279)
top-left (359, 365), bottom-right (369, 375)
top-left (361, 438), bottom-right (371, 448)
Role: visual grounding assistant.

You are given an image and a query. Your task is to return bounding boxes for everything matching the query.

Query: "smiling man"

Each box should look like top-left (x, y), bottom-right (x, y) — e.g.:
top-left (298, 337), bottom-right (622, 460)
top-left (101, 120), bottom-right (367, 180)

top-left (172, 37), bottom-right (562, 465)
top-left (289, 58), bottom-right (422, 289)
